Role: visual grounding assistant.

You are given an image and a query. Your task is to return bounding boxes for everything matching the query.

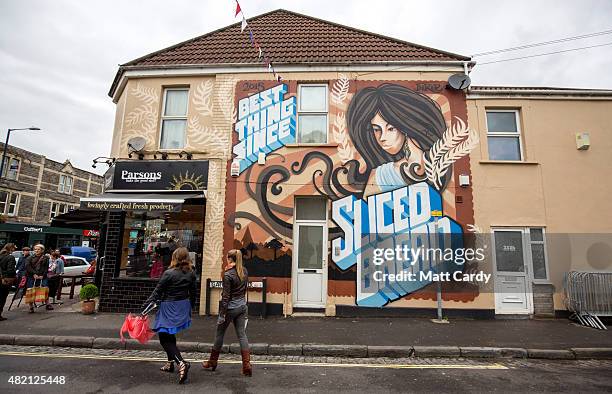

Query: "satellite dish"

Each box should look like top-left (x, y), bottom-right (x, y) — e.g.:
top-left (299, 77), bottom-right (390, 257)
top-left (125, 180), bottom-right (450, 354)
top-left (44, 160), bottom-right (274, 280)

top-left (448, 73), bottom-right (471, 90)
top-left (127, 136), bottom-right (146, 152)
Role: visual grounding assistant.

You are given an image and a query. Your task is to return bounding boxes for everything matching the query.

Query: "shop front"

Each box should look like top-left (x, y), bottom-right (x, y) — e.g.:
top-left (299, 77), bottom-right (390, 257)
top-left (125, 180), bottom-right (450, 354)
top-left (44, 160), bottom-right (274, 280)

top-left (82, 160), bottom-right (209, 313)
top-left (0, 222), bottom-right (88, 250)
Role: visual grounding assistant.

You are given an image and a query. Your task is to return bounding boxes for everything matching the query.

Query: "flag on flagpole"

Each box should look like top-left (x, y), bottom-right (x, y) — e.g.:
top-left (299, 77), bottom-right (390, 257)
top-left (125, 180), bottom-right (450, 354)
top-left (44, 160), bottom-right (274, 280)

top-left (277, 75), bottom-right (282, 82)
top-left (241, 17), bottom-right (248, 32)
top-left (248, 30), bottom-right (254, 43)
top-left (235, 2), bottom-right (241, 17)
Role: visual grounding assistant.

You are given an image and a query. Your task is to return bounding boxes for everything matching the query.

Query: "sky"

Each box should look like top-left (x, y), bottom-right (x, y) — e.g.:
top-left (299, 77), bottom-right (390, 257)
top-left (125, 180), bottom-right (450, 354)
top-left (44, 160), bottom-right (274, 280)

top-left (1, 0), bottom-right (612, 175)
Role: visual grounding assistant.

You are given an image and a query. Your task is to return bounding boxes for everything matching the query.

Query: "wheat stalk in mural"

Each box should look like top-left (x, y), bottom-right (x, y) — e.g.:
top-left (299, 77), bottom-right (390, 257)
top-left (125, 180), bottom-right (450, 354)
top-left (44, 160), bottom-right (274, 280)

top-left (423, 117), bottom-right (479, 190)
top-left (332, 112), bottom-right (354, 163)
top-left (192, 80), bottom-right (214, 116)
top-left (121, 83), bottom-right (160, 152)
top-left (331, 73), bottom-right (350, 105)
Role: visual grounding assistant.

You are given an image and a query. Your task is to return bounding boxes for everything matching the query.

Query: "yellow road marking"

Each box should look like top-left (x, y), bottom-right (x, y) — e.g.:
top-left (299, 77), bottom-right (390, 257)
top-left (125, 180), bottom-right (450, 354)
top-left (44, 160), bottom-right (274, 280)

top-left (0, 351), bottom-right (507, 370)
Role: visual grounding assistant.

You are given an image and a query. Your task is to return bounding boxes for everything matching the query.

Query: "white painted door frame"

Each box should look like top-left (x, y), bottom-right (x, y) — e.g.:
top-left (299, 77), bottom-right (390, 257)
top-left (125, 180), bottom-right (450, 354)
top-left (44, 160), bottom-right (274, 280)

top-left (492, 228), bottom-right (534, 315)
top-left (292, 203), bottom-right (328, 309)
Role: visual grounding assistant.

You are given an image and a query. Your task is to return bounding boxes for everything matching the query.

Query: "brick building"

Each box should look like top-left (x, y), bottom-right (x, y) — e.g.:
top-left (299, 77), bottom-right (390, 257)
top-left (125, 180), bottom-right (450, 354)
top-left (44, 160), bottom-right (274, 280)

top-left (0, 142), bottom-right (104, 249)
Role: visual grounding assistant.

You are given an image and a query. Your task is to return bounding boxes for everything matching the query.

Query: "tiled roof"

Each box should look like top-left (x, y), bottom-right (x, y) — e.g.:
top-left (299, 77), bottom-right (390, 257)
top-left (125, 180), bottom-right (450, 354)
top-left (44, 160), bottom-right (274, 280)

top-left (124, 9), bottom-right (469, 67)
top-left (110, 9), bottom-right (469, 96)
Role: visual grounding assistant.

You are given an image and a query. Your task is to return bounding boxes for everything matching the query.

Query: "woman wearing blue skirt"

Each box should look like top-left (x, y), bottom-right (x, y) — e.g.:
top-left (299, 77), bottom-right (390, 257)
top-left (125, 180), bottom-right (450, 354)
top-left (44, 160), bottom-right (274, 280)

top-left (143, 247), bottom-right (196, 384)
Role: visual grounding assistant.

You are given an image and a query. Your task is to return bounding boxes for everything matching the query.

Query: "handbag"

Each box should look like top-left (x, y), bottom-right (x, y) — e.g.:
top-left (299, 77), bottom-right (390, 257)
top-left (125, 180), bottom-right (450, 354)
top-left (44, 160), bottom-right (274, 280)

top-left (24, 279), bottom-right (41, 304)
top-left (35, 285), bottom-right (49, 304)
top-left (1, 277), bottom-right (17, 286)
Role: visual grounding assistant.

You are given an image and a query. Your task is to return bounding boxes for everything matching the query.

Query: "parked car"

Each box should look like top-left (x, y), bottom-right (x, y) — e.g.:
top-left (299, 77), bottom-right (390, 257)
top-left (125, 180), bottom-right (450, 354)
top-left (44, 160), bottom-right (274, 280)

top-left (62, 256), bottom-right (91, 277)
top-left (59, 246), bottom-right (96, 263)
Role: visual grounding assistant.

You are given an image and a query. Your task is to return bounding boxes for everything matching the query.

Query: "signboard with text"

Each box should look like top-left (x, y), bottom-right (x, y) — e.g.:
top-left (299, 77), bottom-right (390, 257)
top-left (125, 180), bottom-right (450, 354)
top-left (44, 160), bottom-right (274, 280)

top-left (106, 160), bottom-right (209, 191)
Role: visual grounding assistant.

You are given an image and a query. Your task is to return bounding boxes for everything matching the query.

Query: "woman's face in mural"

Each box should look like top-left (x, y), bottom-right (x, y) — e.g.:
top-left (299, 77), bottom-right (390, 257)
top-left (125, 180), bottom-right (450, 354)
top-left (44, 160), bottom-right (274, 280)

top-left (370, 113), bottom-right (405, 155)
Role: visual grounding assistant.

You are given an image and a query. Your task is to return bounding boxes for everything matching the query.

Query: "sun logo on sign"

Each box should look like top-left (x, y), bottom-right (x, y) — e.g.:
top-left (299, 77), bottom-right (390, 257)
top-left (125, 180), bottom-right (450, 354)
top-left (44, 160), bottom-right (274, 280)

top-left (168, 171), bottom-right (206, 191)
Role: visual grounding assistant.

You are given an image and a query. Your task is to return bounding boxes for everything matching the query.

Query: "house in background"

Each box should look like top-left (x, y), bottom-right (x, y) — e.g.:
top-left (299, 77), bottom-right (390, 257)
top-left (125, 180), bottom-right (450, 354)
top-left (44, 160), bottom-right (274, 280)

top-left (95, 9), bottom-right (612, 318)
top-left (0, 142), bottom-right (104, 249)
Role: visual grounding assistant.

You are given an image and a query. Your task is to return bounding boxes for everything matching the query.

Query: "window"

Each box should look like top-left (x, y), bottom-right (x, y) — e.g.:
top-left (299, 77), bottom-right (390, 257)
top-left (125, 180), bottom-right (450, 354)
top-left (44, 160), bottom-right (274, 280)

top-left (295, 197), bottom-right (327, 221)
top-left (528, 228), bottom-right (548, 281)
top-left (486, 110), bottom-right (522, 161)
top-left (1, 157), bottom-right (20, 180)
top-left (297, 85), bottom-right (328, 144)
top-left (160, 88), bottom-right (189, 149)
top-left (0, 192), bottom-right (19, 216)
top-left (120, 203), bottom-right (204, 279)
top-left (50, 202), bottom-right (69, 219)
top-left (58, 174), bottom-right (73, 194)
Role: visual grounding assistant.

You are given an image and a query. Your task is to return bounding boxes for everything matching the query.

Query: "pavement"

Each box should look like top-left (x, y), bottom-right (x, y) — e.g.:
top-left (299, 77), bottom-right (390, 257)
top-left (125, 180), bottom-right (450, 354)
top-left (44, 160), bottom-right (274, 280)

top-left (1, 300), bottom-right (612, 360)
top-left (1, 345), bottom-right (612, 393)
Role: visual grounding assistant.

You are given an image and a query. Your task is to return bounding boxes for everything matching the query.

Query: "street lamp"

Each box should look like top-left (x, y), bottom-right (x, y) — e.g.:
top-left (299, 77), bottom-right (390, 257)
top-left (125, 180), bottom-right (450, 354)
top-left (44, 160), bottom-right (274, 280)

top-left (0, 127), bottom-right (41, 179)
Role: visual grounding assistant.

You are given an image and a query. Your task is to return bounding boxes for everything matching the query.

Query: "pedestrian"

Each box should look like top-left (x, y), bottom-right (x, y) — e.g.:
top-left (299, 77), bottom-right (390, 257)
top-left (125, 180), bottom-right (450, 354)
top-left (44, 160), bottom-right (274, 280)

top-left (143, 246), bottom-right (196, 384)
top-left (0, 243), bottom-right (18, 321)
top-left (202, 249), bottom-right (252, 376)
top-left (16, 247), bottom-right (30, 286)
top-left (25, 244), bottom-right (52, 312)
top-left (47, 250), bottom-right (64, 303)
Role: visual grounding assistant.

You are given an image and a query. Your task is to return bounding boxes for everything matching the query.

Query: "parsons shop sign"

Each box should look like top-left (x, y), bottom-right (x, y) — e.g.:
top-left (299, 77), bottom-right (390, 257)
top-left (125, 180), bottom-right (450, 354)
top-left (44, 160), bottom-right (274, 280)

top-left (105, 160), bottom-right (209, 191)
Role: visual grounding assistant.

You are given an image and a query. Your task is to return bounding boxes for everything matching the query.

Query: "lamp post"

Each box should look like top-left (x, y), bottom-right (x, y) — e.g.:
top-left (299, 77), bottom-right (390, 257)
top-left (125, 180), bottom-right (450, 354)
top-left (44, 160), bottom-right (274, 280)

top-left (0, 127), bottom-right (41, 179)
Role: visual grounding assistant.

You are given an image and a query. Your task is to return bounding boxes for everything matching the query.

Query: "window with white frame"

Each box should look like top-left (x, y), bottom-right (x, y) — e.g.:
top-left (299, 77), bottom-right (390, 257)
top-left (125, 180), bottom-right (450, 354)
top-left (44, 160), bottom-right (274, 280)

top-left (0, 191), bottom-right (19, 216)
top-left (160, 88), bottom-right (189, 149)
top-left (1, 157), bottom-right (20, 180)
top-left (50, 202), bottom-right (70, 219)
top-left (486, 110), bottom-right (522, 161)
top-left (58, 174), bottom-right (73, 194)
top-left (297, 84), bottom-right (328, 144)
top-left (528, 228), bottom-right (548, 281)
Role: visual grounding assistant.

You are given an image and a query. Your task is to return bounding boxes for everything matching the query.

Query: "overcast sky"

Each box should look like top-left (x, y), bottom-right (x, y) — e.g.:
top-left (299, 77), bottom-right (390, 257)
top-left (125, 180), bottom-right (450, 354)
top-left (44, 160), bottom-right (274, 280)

top-left (1, 0), bottom-right (611, 175)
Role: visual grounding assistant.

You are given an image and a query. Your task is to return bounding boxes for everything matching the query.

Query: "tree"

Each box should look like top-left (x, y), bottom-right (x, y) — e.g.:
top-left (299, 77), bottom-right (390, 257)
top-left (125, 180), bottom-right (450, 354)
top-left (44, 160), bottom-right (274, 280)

top-left (264, 238), bottom-right (284, 260)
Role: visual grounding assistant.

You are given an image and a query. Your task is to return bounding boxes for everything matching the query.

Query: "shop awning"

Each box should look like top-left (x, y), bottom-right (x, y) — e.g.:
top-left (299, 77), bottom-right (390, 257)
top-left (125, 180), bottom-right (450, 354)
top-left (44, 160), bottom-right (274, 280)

top-left (51, 209), bottom-right (104, 229)
top-left (80, 192), bottom-right (205, 212)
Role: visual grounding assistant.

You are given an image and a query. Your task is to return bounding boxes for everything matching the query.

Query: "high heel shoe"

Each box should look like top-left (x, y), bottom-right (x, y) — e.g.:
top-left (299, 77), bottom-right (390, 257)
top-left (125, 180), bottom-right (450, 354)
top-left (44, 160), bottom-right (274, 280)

top-left (177, 361), bottom-right (190, 384)
top-left (202, 348), bottom-right (220, 371)
top-left (160, 361), bottom-right (174, 372)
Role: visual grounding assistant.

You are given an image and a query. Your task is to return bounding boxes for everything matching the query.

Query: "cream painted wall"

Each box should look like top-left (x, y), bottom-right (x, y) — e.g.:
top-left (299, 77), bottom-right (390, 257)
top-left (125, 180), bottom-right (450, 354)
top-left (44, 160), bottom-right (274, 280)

top-left (468, 98), bottom-right (612, 310)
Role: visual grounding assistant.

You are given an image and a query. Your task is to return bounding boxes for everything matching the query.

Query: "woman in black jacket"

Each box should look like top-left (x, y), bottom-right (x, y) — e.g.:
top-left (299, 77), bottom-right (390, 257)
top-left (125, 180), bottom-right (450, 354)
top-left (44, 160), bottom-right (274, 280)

top-left (202, 249), bottom-right (251, 376)
top-left (143, 246), bottom-right (196, 385)
top-left (0, 243), bottom-right (17, 321)
top-left (25, 244), bottom-right (51, 312)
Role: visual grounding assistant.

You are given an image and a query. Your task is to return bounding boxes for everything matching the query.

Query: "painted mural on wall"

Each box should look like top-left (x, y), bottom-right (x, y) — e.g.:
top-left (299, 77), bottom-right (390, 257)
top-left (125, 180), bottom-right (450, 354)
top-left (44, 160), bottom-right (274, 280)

top-left (226, 77), bottom-right (479, 306)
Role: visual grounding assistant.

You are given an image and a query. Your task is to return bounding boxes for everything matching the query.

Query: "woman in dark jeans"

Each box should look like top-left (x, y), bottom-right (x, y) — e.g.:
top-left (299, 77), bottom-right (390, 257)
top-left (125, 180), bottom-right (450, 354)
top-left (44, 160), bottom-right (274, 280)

top-left (202, 249), bottom-right (251, 376)
top-left (143, 247), bottom-right (196, 385)
top-left (0, 243), bottom-right (17, 321)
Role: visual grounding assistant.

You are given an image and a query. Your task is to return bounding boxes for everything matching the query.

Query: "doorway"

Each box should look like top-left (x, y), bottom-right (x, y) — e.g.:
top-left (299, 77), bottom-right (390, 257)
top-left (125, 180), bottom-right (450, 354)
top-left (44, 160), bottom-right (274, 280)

top-left (292, 197), bottom-right (328, 308)
top-left (492, 228), bottom-right (533, 314)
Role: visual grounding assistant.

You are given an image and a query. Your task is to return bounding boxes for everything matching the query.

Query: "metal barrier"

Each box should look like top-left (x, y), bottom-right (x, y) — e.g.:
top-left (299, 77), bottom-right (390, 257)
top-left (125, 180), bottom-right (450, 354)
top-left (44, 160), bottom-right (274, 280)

top-left (564, 271), bottom-right (612, 330)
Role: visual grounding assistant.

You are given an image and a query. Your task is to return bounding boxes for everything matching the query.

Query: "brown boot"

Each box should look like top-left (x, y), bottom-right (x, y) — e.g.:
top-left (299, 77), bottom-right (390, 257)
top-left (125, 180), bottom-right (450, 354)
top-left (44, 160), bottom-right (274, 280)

top-left (241, 350), bottom-right (252, 377)
top-left (202, 348), bottom-right (220, 371)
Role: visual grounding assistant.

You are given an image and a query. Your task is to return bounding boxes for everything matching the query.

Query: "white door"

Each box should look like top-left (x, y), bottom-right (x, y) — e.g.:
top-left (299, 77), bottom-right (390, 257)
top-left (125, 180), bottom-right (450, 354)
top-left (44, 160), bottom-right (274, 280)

top-left (493, 229), bottom-right (533, 314)
top-left (293, 197), bottom-right (327, 308)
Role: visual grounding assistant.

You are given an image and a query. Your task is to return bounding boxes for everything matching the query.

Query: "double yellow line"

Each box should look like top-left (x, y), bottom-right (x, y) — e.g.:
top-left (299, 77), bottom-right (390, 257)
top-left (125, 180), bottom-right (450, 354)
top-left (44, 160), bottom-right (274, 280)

top-left (0, 350), bottom-right (507, 370)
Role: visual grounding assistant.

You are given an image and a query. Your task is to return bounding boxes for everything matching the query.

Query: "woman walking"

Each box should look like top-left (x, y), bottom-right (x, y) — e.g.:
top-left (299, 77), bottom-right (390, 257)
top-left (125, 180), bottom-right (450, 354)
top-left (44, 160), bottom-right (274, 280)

top-left (0, 243), bottom-right (17, 321)
top-left (143, 247), bottom-right (196, 384)
top-left (25, 244), bottom-right (51, 312)
top-left (202, 249), bottom-right (251, 376)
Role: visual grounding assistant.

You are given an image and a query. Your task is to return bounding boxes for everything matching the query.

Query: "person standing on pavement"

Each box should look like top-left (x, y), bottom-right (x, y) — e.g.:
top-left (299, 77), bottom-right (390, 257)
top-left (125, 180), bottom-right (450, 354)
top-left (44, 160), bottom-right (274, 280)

top-left (0, 243), bottom-right (18, 321)
top-left (16, 247), bottom-right (30, 286)
top-left (143, 246), bottom-right (196, 385)
top-left (202, 249), bottom-right (252, 377)
top-left (47, 250), bottom-right (64, 303)
top-left (25, 244), bottom-right (52, 312)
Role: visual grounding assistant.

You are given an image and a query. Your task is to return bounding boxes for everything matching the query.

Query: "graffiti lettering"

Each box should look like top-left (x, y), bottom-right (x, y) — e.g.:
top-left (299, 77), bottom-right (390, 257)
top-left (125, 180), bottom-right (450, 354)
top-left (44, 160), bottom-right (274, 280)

top-left (331, 182), bottom-right (464, 307)
top-left (232, 84), bottom-right (296, 174)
